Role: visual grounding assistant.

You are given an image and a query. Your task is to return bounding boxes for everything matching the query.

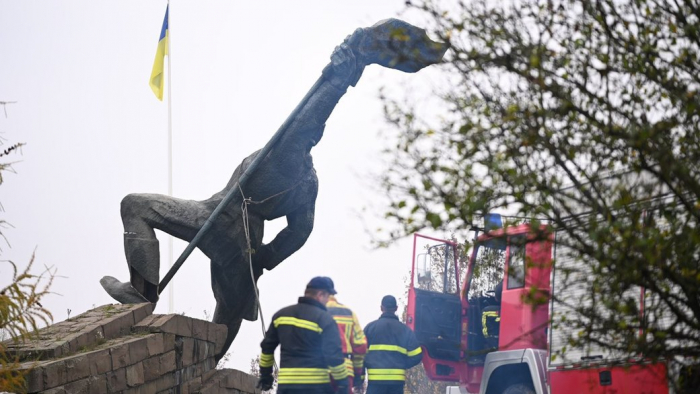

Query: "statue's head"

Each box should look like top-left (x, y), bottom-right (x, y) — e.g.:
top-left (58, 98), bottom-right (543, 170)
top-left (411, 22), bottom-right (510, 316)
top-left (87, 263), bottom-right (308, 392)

top-left (350, 19), bottom-right (448, 73)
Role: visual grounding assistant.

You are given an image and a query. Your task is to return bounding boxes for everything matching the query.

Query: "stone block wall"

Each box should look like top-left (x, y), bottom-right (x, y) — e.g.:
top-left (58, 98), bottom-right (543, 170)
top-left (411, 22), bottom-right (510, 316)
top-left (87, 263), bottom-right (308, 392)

top-left (4, 304), bottom-right (261, 394)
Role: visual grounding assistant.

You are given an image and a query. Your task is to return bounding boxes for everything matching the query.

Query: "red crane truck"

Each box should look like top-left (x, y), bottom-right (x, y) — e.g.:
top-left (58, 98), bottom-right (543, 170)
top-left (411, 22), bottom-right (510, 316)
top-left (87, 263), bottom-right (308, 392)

top-left (406, 222), bottom-right (673, 393)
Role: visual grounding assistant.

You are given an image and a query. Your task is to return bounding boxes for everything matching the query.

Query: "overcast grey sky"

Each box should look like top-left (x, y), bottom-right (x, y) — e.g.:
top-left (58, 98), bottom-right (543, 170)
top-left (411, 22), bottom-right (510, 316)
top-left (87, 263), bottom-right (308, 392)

top-left (0, 0), bottom-right (448, 371)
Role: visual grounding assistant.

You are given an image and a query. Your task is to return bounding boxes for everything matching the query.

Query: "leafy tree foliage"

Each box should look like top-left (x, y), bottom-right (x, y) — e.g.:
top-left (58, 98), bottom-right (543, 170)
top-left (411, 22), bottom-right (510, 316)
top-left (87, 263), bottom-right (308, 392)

top-left (381, 0), bottom-right (700, 366)
top-left (0, 257), bottom-right (54, 392)
top-left (403, 364), bottom-right (450, 394)
top-left (0, 107), bottom-right (54, 392)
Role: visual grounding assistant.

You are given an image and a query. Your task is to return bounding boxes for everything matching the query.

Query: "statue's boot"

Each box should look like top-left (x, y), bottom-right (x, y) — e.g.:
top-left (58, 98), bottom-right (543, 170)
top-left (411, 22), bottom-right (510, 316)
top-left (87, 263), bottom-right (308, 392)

top-left (100, 276), bottom-right (150, 304)
top-left (123, 237), bottom-right (160, 303)
top-left (101, 237), bottom-right (160, 304)
top-left (124, 232), bottom-right (160, 304)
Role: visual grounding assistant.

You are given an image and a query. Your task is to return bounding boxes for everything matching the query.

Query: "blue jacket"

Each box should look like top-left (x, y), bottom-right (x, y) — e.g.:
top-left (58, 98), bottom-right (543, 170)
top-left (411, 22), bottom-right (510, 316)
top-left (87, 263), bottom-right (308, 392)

top-left (363, 312), bottom-right (423, 385)
top-left (260, 297), bottom-right (348, 390)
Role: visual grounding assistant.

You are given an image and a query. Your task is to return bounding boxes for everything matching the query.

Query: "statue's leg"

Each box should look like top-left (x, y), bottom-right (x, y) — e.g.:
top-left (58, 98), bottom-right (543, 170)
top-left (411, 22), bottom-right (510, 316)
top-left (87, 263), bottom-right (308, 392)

top-left (115, 193), bottom-right (207, 303)
top-left (212, 301), bottom-right (243, 362)
top-left (204, 213), bottom-right (265, 358)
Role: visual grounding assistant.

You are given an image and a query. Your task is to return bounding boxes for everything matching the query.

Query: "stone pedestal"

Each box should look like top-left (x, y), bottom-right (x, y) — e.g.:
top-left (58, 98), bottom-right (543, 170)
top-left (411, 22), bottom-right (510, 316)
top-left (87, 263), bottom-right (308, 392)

top-left (4, 304), bottom-right (261, 394)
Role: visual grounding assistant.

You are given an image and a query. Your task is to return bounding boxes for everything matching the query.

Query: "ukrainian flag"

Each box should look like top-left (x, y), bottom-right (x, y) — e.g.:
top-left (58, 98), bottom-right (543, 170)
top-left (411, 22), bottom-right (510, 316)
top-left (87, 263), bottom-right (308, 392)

top-left (149, 5), bottom-right (169, 100)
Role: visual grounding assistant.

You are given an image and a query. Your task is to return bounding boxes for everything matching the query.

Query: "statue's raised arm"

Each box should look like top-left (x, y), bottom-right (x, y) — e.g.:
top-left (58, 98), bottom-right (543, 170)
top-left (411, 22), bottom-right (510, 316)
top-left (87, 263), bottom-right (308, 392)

top-left (101, 19), bottom-right (446, 360)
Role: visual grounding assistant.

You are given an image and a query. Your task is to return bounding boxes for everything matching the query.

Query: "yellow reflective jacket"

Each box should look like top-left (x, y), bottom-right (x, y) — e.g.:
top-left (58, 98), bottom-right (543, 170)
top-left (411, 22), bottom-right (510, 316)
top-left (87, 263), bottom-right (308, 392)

top-left (327, 296), bottom-right (368, 377)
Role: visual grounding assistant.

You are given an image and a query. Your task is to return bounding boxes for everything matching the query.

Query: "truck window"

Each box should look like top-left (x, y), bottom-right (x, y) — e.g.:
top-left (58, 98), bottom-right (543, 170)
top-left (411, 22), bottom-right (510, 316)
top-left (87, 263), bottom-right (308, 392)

top-left (468, 239), bottom-right (505, 299)
top-left (507, 237), bottom-right (526, 289)
top-left (414, 243), bottom-right (459, 294)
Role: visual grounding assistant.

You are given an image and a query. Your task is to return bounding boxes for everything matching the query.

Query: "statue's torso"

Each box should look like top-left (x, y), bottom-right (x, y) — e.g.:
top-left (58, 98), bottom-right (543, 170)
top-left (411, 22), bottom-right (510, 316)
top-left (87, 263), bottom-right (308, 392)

top-left (205, 147), bottom-right (318, 221)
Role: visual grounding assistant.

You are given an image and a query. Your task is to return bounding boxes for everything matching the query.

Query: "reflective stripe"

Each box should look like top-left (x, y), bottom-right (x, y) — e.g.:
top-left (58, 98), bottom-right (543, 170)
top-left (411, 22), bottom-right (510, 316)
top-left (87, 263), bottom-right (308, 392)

top-left (368, 369), bottom-right (405, 375)
top-left (329, 363), bottom-right (349, 379)
top-left (274, 316), bottom-right (323, 333)
top-left (278, 376), bottom-right (331, 384)
top-left (407, 347), bottom-right (422, 357)
top-left (279, 368), bottom-right (329, 374)
top-left (367, 368), bottom-right (406, 381)
top-left (482, 310), bottom-right (501, 337)
top-left (332, 316), bottom-right (355, 323)
top-left (259, 353), bottom-right (274, 367)
top-left (330, 371), bottom-right (349, 379)
top-left (329, 364), bottom-right (347, 371)
top-left (368, 375), bottom-right (406, 381)
top-left (368, 344), bottom-right (408, 354)
top-left (278, 368), bottom-right (330, 384)
top-left (278, 377), bottom-right (330, 384)
top-left (344, 358), bottom-right (355, 376)
top-left (352, 355), bottom-right (364, 368)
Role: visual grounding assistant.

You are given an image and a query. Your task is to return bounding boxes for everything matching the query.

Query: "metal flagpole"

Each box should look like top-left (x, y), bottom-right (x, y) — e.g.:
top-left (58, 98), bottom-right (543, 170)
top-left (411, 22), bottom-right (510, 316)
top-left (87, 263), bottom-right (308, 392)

top-left (166, 0), bottom-right (174, 314)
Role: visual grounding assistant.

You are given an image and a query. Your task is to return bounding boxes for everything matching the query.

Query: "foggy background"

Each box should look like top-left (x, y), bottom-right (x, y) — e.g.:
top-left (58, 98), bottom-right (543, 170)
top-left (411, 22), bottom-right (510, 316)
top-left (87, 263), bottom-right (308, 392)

top-left (0, 0), bottom-right (447, 371)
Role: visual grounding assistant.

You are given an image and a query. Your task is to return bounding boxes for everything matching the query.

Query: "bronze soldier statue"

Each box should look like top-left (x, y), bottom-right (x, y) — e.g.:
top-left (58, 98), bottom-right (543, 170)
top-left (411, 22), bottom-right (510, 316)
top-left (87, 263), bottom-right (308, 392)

top-left (101, 19), bottom-right (446, 360)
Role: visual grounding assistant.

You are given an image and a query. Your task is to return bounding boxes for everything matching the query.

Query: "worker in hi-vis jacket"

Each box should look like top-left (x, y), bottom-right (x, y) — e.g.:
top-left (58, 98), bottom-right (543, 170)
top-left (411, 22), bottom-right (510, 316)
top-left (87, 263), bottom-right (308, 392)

top-left (326, 283), bottom-right (368, 393)
top-left (363, 295), bottom-right (423, 394)
top-left (258, 277), bottom-right (349, 393)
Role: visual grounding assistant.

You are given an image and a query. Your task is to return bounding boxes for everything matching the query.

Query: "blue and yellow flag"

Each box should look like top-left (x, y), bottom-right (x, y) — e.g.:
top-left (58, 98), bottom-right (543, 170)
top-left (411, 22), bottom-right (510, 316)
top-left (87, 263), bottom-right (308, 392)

top-left (149, 5), bottom-right (169, 100)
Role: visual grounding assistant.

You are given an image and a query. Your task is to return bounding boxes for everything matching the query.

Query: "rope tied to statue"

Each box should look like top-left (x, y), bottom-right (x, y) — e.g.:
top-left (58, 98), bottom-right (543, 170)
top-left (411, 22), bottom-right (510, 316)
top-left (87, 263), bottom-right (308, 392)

top-left (236, 174), bottom-right (310, 373)
top-left (237, 173), bottom-right (310, 331)
top-left (237, 183), bottom-right (268, 341)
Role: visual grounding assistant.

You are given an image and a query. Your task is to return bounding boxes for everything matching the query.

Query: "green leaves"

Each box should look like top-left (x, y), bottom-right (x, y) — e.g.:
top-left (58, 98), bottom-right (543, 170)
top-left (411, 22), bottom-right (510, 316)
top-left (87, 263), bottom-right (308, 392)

top-left (0, 256), bottom-right (55, 392)
top-left (426, 212), bottom-right (443, 228)
top-left (378, 0), bottom-right (700, 368)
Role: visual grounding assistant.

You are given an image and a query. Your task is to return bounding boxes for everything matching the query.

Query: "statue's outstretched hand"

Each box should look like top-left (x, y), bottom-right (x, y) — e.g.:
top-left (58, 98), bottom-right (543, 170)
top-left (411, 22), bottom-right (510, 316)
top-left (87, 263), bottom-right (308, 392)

top-left (325, 37), bottom-right (364, 88)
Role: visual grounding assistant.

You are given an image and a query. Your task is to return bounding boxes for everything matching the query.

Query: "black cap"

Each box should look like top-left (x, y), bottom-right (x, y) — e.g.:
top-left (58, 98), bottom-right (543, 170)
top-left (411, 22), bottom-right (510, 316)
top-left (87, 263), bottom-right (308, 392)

top-left (306, 276), bottom-right (337, 295)
top-left (381, 295), bottom-right (398, 309)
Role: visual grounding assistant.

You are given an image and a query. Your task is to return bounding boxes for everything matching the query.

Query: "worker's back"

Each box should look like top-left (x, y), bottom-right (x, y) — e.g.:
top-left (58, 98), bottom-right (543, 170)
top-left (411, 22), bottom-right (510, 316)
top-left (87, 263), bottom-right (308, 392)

top-left (327, 296), bottom-right (368, 391)
top-left (363, 295), bottom-right (423, 394)
top-left (258, 277), bottom-right (349, 394)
